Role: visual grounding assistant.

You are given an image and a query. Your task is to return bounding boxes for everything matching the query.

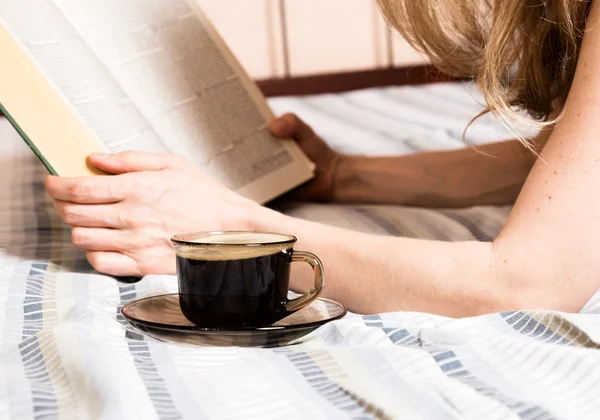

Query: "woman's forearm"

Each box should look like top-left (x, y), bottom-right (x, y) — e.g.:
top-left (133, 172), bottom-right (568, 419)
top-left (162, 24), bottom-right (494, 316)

top-left (333, 133), bottom-right (551, 208)
top-left (246, 132), bottom-right (555, 315)
top-left (247, 134), bottom-right (552, 315)
top-left (250, 206), bottom-right (513, 317)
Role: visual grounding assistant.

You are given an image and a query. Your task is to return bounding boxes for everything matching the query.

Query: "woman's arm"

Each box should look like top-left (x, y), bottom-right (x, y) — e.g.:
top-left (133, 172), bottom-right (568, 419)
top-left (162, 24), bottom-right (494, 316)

top-left (270, 114), bottom-right (552, 208)
top-left (249, 206), bottom-right (498, 317)
top-left (334, 129), bottom-right (552, 207)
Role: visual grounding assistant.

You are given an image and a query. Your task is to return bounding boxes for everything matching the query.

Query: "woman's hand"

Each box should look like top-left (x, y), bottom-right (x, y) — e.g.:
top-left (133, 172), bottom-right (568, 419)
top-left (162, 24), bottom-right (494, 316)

top-left (46, 151), bottom-right (257, 277)
top-left (269, 113), bottom-right (342, 202)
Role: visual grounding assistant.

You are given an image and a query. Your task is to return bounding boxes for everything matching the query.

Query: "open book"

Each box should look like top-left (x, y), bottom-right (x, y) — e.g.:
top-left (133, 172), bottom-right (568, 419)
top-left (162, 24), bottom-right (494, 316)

top-left (0, 0), bottom-right (314, 204)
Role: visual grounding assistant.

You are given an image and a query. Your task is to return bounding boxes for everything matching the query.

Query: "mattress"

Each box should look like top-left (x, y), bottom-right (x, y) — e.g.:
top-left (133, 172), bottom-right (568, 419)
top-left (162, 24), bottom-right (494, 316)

top-left (1, 82), bottom-right (599, 419)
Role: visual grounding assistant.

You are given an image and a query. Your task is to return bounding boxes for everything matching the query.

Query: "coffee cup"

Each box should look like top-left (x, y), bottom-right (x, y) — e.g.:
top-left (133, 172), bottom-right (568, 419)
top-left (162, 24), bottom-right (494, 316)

top-left (170, 231), bottom-right (325, 328)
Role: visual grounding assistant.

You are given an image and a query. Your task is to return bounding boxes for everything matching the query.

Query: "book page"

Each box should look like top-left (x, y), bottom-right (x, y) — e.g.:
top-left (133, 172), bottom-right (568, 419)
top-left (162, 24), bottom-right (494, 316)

top-left (0, 0), bottom-right (313, 203)
top-left (186, 0), bottom-right (316, 202)
top-left (0, 0), bottom-right (169, 155)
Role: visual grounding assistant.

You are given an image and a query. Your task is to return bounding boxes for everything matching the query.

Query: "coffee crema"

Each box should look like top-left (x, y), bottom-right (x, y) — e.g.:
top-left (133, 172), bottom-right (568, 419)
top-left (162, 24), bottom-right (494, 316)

top-left (187, 232), bottom-right (293, 245)
top-left (173, 232), bottom-right (296, 261)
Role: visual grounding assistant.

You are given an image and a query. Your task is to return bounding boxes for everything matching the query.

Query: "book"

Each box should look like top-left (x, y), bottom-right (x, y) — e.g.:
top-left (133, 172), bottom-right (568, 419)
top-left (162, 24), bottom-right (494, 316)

top-left (0, 0), bottom-right (314, 204)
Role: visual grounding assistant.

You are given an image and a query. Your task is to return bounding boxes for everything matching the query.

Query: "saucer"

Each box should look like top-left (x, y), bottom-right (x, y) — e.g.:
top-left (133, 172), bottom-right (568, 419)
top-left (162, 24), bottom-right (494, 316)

top-left (121, 294), bottom-right (346, 347)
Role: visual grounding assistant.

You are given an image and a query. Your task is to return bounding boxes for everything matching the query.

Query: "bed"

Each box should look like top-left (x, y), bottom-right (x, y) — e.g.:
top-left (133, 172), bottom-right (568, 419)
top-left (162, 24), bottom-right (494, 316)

top-left (2, 76), bottom-right (600, 419)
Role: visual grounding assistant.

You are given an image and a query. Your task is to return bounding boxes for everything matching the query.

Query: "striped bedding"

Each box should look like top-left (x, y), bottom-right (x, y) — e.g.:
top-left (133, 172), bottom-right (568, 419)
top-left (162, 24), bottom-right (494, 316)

top-left (1, 82), bottom-right (600, 419)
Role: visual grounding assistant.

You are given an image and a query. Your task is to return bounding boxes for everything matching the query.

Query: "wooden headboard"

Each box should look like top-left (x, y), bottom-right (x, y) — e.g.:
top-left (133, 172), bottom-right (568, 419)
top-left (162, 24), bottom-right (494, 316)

top-left (256, 66), bottom-right (458, 98)
top-left (199, 0), bottom-right (458, 97)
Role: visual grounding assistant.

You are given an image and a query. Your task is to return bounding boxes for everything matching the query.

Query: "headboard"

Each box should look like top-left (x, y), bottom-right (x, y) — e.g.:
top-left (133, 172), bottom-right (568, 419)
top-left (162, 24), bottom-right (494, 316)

top-left (199, 0), bottom-right (458, 97)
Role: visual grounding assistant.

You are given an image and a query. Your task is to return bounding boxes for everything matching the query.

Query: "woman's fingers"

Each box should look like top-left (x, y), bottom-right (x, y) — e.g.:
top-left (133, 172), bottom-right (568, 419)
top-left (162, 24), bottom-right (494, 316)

top-left (71, 227), bottom-right (138, 252)
top-left (88, 151), bottom-right (184, 175)
top-left (46, 174), bottom-right (133, 204)
top-left (54, 201), bottom-right (129, 228)
top-left (269, 113), bottom-right (316, 142)
top-left (46, 152), bottom-right (189, 204)
top-left (85, 250), bottom-right (141, 277)
top-left (73, 228), bottom-right (175, 274)
top-left (85, 249), bottom-right (175, 277)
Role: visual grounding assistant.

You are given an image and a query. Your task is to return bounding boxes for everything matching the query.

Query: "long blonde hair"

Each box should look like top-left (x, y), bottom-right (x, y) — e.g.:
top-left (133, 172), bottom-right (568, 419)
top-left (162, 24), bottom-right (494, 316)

top-left (377, 0), bottom-right (592, 130)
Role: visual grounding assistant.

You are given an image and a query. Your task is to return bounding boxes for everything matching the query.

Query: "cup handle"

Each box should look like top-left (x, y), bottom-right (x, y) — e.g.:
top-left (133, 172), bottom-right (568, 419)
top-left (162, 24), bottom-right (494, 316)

top-left (286, 251), bottom-right (325, 314)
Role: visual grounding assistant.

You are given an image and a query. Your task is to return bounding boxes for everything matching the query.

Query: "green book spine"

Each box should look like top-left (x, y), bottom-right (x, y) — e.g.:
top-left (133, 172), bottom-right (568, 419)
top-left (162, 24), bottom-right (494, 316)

top-left (0, 101), bottom-right (57, 175)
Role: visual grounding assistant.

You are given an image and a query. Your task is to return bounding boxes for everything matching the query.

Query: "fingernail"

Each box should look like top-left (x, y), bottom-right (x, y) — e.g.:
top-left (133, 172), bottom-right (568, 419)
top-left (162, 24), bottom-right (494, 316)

top-left (271, 118), bottom-right (289, 133)
top-left (91, 153), bottom-right (110, 161)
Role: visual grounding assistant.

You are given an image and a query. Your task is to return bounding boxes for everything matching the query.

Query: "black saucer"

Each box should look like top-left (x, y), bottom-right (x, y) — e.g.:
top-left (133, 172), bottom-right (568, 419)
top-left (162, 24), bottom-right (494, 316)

top-left (121, 293), bottom-right (347, 347)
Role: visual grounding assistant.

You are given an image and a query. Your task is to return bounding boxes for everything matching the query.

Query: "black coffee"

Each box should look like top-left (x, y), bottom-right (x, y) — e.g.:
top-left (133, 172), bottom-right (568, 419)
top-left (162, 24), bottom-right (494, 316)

top-left (177, 250), bottom-right (292, 328)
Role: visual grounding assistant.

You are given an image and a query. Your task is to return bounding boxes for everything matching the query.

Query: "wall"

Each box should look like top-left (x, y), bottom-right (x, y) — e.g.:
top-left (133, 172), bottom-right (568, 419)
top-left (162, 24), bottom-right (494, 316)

top-left (197, 0), bottom-right (427, 80)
